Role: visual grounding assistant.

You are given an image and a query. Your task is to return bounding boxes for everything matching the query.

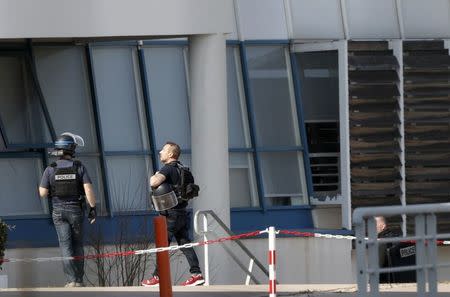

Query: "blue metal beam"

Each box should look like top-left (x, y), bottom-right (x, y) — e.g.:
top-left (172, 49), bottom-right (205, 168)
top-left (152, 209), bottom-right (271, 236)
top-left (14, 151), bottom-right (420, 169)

top-left (289, 52), bottom-right (315, 203)
top-left (84, 44), bottom-right (113, 217)
top-left (136, 43), bottom-right (159, 173)
top-left (26, 39), bottom-right (57, 141)
top-left (238, 43), bottom-right (266, 211)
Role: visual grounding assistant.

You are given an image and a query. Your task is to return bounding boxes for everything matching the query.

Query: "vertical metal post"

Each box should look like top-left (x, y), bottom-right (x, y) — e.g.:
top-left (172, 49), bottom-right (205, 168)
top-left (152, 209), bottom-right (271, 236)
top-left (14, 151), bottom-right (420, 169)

top-left (85, 44), bottom-right (113, 216)
top-left (268, 226), bottom-right (277, 297)
top-left (390, 40), bottom-right (407, 237)
top-left (415, 214), bottom-right (426, 297)
top-left (289, 51), bottom-right (315, 202)
top-left (136, 42), bottom-right (159, 174)
top-left (238, 43), bottom-right (266, 211)
top-left (202, 214), bottom-right (210, 286)
top-left (367, 218), bottom-right (380, 297)
top-left (245, 258), bottom-right (254, 285)
top-left (338, 40), bottom-right (351, 230)
top-left (426, 214), bottom-right (438, 296)
top-left (154, 216), bottom-right (172, 297)
top-left (356, 219), bottom-right (367, 297)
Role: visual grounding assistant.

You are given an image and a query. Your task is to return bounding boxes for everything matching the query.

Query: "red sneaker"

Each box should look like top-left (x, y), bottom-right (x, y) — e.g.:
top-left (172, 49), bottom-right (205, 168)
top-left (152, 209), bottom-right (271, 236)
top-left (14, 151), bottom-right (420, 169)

top-left (181, 274), bottom-right (205, 286)
top-left (141, 276), bottom-right (159, 287)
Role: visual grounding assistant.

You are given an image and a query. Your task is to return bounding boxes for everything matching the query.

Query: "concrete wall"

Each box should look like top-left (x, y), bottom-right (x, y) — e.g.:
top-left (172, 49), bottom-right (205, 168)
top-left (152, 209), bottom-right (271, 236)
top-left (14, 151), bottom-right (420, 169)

top-left (0, 0), bottom-right (233, 38)
top-left (5, 237), bottom-right (450, 288)
top-left (2, 237), bottom-right (354, 288)
top-left (4, 1), bottom-right (450, 41)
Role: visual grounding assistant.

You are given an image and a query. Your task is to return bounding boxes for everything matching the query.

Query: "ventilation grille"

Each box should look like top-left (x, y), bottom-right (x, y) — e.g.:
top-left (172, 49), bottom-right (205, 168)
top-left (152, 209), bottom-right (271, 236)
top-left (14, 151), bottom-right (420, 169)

top-left (348, 41), bottom-right (402, 207)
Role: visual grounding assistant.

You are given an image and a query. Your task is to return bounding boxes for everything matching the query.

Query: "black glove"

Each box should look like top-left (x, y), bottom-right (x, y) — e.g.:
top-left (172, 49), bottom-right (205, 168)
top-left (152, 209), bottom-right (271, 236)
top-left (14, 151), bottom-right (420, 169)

top-left (88, 206), bottom-right (97, 224)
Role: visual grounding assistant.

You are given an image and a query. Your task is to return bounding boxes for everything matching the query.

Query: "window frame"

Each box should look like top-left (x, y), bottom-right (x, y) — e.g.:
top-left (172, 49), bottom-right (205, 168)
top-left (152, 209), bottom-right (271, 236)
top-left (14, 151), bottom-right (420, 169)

top-left (1, 40), bottom-right (321, 248)
top-left (0, 48), bottom-right (55, 149)
top-left (292, 40), bottom-right (351, 229)
top-left (239, 41), bottom-right (312, 210)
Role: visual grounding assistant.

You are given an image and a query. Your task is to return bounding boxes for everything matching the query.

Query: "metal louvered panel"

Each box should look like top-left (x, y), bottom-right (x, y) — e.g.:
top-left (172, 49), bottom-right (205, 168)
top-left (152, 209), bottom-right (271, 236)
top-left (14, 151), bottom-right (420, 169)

top-left (349, 70), bottom-right (398, 84)
top-left (403, 40), bottom-right (450, 210)
top-left (348, 41), bottom-right (403, 208)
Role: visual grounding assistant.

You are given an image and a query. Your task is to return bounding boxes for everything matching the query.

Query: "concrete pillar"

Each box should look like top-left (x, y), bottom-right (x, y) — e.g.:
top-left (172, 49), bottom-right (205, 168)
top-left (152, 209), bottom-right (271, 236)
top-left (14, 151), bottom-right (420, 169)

top-left (189, 33), bottom-right (230, 284)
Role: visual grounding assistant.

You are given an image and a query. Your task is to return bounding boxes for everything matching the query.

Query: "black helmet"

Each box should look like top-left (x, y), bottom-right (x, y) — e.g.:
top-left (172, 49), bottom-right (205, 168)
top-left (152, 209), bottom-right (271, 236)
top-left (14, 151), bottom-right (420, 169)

top-left (151, 183), bottom-right (178, 211)
top-left (54, 134), bottom-right (77, 155)
top-left (152, 183), bottom-right (174, 196)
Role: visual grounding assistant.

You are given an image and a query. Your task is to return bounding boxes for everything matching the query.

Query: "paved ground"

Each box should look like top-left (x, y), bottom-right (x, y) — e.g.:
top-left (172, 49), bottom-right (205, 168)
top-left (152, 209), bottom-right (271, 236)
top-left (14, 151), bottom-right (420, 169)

top-left (2, 283), bottom-right (450, 296)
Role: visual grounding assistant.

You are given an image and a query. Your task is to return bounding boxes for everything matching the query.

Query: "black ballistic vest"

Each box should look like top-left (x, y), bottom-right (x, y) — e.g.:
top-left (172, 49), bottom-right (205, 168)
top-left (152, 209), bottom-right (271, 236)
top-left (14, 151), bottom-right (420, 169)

top-left (50, 160), bottom-right (83, 197)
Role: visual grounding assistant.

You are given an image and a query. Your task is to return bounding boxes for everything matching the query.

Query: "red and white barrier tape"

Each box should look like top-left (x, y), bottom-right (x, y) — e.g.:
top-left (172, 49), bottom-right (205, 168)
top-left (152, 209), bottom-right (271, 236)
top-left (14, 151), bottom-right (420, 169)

top-left (1, 229), bottom-right (449, 265)
top-left (0, 230), bottom-right (263, 264)
top-left (279, 230), bottom-right (357, 240)
top-left (278, 230), bottom-right (450, 246)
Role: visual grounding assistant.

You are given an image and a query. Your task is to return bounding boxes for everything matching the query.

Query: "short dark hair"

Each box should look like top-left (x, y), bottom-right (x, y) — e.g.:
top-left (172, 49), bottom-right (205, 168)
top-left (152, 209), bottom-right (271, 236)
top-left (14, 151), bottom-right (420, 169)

top-left (165, 141), bottom-right (181, 159)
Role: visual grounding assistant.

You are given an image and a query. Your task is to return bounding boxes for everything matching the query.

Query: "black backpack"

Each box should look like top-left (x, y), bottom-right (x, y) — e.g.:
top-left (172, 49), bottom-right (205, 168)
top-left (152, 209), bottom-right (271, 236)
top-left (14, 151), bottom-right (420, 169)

top-left (174, 163), bottom-right (200, 201)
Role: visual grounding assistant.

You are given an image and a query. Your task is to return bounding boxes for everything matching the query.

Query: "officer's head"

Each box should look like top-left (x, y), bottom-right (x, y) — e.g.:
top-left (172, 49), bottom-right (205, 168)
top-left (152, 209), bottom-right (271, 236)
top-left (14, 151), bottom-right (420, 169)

top-left (159, 142), bottom-right (180, 164)
top-left (52, 132), bottom-right (85, 157)
top-left (375, 216), bottom-right (387, 234)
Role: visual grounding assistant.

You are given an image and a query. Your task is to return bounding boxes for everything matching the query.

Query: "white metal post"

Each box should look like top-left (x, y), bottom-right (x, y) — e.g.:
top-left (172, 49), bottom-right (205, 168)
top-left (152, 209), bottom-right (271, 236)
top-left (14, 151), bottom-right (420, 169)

top-left (268, 226), bottom-right (277, 297)
top-left (338, 40), bottom-right (351, 230)
top-left (415, 214), bottom-right (426, 297)
top-left (367, 218), bottom-right (380, 297)
top-left (245, 259), bottom-right (254, 285)
top-left (390, 40), bottom-right (407, 236)
top-left (202, 214), bottom-right (209, 286)
top-left (355, 219), bottom-right (367, 297)
top-left (426, 214), bottom-right (438, 296)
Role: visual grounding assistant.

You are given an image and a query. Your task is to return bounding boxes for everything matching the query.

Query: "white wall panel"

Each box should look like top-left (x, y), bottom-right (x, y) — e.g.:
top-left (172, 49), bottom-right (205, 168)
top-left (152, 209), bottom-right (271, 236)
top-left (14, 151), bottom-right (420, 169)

top-left (290, 0), bottom-right (345, 40)
top-left (237, 0), bottom-right (288, 40)
top-left (402, 0), bottom-right (450, 38)
top-left (347, 0), bottom-right (400, 39)
top-left (0, 0), bottom-right (233, 38)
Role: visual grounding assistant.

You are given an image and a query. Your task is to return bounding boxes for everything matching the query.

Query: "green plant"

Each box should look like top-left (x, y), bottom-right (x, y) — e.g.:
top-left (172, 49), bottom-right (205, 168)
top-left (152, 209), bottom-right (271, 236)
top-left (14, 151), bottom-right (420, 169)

top-left (0, 220), bottom-right (8, 270)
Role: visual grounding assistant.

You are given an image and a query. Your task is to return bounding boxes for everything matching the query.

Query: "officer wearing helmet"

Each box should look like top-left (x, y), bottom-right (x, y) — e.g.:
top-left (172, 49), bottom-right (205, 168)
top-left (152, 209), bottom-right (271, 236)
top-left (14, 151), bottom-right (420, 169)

top-left (39, 132), bottom-right (97, 287)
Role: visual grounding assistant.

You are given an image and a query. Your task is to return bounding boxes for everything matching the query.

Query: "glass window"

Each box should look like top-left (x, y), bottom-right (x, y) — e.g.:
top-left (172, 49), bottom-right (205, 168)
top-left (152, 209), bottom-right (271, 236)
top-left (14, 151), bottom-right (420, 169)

top-left (295, 51), bottom-right (341, 200)
top-left (245, 45), bottom-right (308, 206)
top-left (227, 47), bottom-right (250, 148)
top-left (260, 152), bottom-right (307, 206)
top-left (229, 153), bottom-right (258, 208)
top-left (35, 46), bottom-right (106, 213)
top-left (34, 46), bottom-right (98, 152)
top-left (106, 156), bottom-right (152, 212)
top-left (0, 131), bottom-right (5, 151)
top-left (296, 51), bottom-right (339, 122)
top-left (227, 46), bottom-right (258, 208)
top-left (91, 46), bottom-right (149, 151)
top-left (246, 46), bottom-right (300, 147)
top-left (0, 157), bottom-right (47, 216)
top-left (143, 46), bottom-right (190, 150)
top-left (0, 56), bottom-right (52, 146)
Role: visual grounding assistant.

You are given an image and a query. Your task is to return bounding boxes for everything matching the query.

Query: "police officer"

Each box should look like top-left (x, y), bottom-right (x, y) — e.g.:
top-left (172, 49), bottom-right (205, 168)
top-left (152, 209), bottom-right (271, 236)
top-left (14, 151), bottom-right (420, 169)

top-left (39, 132), bottom-right (97, 287)
top-left (141, 141), bottom-right (204, 287)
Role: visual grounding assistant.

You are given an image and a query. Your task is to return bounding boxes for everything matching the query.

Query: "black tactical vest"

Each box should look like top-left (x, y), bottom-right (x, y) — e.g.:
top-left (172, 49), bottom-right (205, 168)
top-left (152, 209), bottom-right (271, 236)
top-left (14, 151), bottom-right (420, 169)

top-left (50, 160), bottom-right (83, 197)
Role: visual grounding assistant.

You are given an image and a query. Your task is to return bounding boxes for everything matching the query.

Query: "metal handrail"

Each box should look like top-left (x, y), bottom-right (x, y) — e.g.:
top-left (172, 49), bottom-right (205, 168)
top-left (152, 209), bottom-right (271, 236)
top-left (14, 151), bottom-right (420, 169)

top-left (193, 210), bottom-right (269, 285)
top-left (353, 203), bottom-right (450, 297)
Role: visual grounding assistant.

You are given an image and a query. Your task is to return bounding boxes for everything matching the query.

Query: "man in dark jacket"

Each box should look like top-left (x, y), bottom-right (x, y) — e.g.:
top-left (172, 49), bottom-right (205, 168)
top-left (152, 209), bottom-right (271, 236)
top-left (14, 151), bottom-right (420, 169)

top-left (376, 216), bottom-right (416, 283)
top-left (141, 141), bottom-right (204, 287)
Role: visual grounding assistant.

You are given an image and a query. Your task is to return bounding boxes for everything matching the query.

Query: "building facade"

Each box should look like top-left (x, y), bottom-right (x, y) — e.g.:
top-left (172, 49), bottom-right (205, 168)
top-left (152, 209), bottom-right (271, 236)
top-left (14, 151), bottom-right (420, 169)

top-left (1, 0), bottom-right (449, 288)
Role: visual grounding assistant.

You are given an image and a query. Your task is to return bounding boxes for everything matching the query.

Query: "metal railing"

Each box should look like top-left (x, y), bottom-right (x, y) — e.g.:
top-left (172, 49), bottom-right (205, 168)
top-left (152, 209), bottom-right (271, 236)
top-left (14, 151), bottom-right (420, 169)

top-left (353, 203), bottom-right (450, 297)
top-left (193, 210), bottom-right (269, 285)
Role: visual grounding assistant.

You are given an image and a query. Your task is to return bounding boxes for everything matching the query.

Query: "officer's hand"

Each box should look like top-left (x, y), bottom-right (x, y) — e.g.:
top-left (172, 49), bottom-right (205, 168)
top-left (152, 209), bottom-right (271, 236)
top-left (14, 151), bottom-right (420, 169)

top-left (88, 206), bottom-right (96, 224)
